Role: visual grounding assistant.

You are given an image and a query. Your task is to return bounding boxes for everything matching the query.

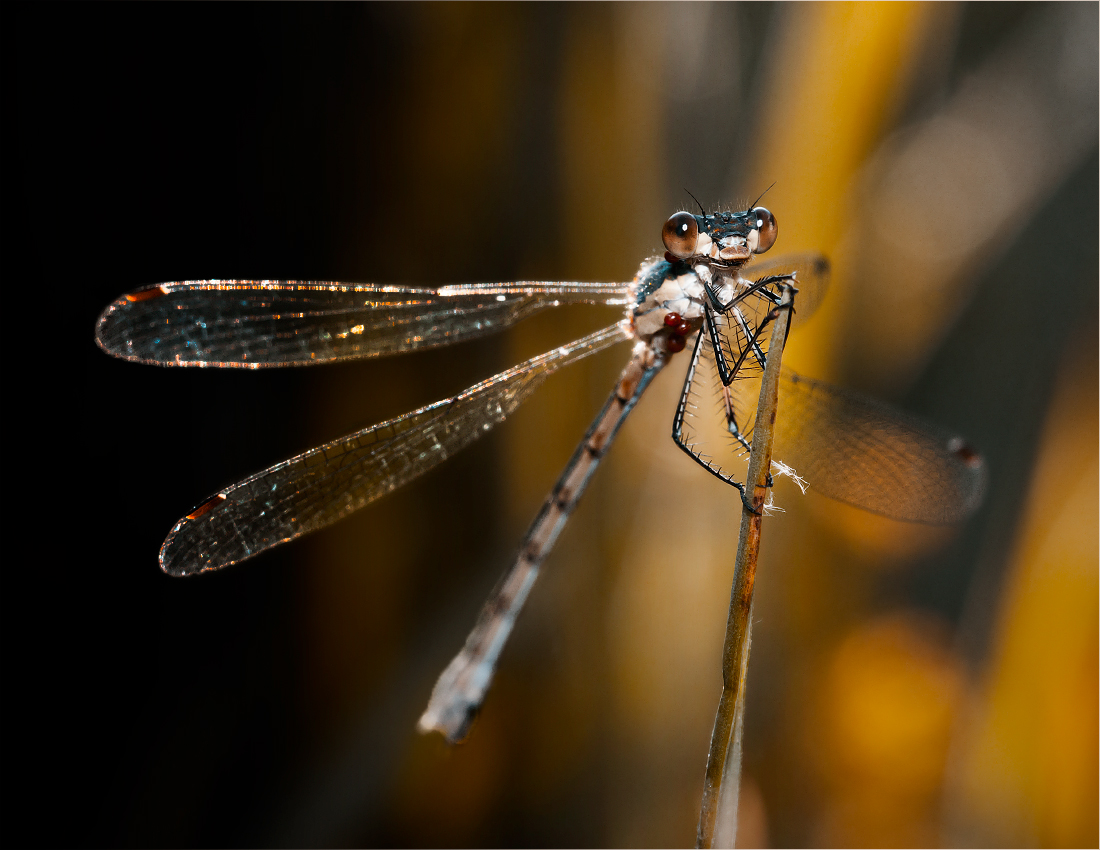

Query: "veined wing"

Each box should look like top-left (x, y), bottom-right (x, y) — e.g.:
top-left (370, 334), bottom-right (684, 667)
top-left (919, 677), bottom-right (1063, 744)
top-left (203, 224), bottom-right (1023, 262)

top-left (742, 253), bottom-right (830, 330)
top-left (769, 371), bottom-right (985, 523)
top-left (702, 253), bottom-right (831, 389)
top-left (159, 323), bottom-right (631, 576)
top-left (95, 279), bottom-right (631, 368)
top-left (675, 327), bottom-right (760, 486)
top-left (678, 331), bottom-right (984, 522)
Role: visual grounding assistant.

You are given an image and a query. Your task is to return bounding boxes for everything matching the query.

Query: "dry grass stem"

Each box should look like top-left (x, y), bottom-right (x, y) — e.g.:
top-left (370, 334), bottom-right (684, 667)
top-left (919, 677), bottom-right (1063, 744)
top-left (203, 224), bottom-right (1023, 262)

top-left (696, 285), bottom-right (795, 849)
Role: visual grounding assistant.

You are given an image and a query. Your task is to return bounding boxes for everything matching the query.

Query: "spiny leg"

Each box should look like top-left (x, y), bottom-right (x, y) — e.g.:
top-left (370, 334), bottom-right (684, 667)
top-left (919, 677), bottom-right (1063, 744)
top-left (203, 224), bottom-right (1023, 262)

top-left (671, 329), bottom-right (759, 513)
top-left (707, 273), bottom-right (797, 315)
top-left (718, 382), bottom-right (752, 454)
top-left (730, 306), bottom-right (767, 371)
top-left (705, 303), bottom-right (775, 388)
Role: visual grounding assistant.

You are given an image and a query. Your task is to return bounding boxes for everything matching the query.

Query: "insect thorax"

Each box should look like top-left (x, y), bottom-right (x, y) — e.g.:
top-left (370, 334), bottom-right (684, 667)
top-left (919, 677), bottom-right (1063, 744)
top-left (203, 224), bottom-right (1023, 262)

top-left (629, 257), bottom-right (746, 342)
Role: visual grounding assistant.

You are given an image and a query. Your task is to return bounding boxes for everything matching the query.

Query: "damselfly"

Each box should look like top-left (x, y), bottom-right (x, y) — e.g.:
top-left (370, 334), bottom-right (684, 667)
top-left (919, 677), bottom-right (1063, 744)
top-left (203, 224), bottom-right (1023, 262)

top-left (95, 204), bottom-right (985, 741)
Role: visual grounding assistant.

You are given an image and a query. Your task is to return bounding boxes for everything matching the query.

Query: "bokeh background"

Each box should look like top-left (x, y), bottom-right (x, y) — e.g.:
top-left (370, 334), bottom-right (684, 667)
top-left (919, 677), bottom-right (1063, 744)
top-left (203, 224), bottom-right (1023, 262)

top-left (4, 3), bottom-right (1096, 847)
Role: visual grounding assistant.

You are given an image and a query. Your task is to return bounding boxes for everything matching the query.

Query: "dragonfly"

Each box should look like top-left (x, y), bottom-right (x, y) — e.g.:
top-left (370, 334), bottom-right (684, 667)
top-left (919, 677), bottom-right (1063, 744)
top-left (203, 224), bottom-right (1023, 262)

top-left (95, 203), bottom-right (985, 742)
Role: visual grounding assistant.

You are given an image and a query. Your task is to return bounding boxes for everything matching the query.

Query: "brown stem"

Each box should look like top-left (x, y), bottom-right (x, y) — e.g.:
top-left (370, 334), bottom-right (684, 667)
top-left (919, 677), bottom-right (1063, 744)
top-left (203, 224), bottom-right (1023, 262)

top-left (696, 285), bottom-right (795, 849)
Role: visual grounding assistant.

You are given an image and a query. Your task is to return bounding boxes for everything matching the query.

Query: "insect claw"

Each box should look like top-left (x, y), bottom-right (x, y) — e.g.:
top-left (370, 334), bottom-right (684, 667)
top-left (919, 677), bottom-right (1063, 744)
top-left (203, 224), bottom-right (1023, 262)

top-left (740, 488), bottom-right (762, 516)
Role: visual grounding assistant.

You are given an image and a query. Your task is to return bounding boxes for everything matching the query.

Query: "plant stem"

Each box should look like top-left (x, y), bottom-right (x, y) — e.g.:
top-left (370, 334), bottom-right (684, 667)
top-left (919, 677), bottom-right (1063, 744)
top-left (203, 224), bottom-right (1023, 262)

top-left (696, 284), bottom-right (795, 849)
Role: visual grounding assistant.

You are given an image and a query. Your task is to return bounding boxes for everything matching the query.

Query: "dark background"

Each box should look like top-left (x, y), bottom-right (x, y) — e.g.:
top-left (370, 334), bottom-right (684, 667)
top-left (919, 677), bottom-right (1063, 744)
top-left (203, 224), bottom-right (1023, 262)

top-left (3, 3), bottom-right (1096, 847)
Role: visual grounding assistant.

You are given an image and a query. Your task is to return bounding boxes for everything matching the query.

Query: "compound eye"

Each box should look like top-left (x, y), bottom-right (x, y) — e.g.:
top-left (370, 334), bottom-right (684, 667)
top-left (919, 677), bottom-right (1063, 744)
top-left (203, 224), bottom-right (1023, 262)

top-left (662, 212), bottom-right (699, 259)
top-left (750, 206), bottom-right (777, 254)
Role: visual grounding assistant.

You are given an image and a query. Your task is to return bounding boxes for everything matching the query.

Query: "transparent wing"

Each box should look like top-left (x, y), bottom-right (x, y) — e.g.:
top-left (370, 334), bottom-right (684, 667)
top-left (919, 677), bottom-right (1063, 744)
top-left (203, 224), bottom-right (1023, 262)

top-left (680, 269), bottom-right (983, 524)
top-left (159, 323), bottom-right (631, 576)
top-left (95, 279), bottom-right (631, 367)
top-left (768, 371), bottom-right (986, 523)
top-left (743, 252), bottom-right (830, 329)
top-left (696, 254), bottom-right (829, 393)
top-left (675, 327), bottom-right (759, 485)
top-left (684, 349), bottom-right (987, 523)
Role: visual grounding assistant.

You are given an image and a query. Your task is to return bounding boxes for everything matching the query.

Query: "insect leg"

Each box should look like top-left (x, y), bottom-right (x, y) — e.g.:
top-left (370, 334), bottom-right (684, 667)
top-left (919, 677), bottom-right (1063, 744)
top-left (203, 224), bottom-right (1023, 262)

top-left (718, 382), bottom-right (752, 454)
top-left (707, 305), bottom-right (775, 387)
top-left (671, 329), bottom-right (758, 512)
top-left (712, 274), bottom-right (796, 314)
top-left (733, 306), bottom-right (771, 371)
top-left (704, 307), bottom-right (737, 386)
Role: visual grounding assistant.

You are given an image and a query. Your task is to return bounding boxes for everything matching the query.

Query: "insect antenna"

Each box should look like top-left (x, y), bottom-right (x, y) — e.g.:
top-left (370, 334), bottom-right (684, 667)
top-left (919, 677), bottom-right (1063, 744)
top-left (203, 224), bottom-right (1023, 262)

top-left (747, 182), bottom-right (777, 210)
top-left (685, 189), bottom-right (707, 216)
